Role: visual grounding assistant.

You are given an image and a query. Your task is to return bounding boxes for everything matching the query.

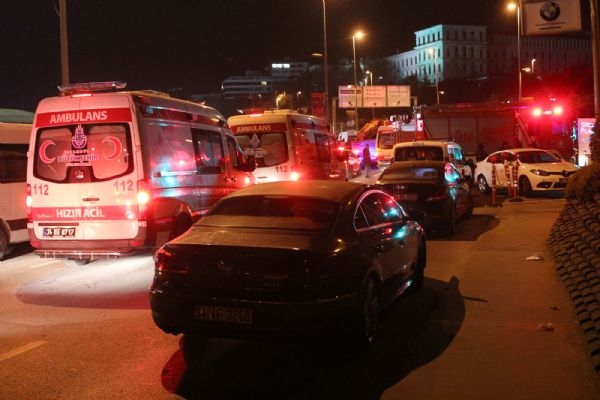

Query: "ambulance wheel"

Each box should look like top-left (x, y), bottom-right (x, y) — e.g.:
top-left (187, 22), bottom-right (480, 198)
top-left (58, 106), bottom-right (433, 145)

top-left (170, 214), bottom-right (192, 240)
top-left (66, 258), bottom-right (91, 266)
top-left (0, 229), bottom-right (8, 260)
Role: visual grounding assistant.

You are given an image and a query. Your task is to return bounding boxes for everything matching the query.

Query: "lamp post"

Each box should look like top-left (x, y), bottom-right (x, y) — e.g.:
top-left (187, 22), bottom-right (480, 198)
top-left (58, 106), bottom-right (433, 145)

top-left (322, 0), bottom-right (329, 124)
top-left (365, 70), bottom-right (373, 85)
top-left (508, 1), bottom-right (522, 101)
top-left (531, 58), bottom-right (536, 74)
top-left (352, 30), bottom-right (365, 132)
top-left (428, 48), bottom-right (439, 104)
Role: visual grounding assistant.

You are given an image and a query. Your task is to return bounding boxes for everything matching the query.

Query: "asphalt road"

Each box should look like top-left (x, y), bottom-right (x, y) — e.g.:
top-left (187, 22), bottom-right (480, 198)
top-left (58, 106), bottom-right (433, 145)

top-left (1, 182), bottom-right (599, 399)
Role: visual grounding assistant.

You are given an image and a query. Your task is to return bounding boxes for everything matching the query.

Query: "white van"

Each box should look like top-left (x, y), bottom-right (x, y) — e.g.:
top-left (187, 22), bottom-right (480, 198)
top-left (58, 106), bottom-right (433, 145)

top-left (27, 81), bottom-right (255, 261)
top-left (0, 122), bottom-right (31, 259)
top-left (228, 109), bottom-right (343, 183)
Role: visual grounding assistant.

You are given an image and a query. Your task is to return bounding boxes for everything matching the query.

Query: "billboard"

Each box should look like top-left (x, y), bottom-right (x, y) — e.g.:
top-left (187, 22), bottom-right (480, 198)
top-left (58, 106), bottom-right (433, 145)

top-left (523, 0), bottom-right (581, 35)
top-left (338, 85), bottom-right (411, 108)
top-left (338, 86), bottom-right (363, 108)
top-left (577, 118), bottom-right (594, 166)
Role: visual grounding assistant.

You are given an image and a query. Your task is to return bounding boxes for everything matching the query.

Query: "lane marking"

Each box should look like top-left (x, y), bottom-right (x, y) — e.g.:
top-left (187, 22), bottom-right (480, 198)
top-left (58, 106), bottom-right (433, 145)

top-left (0, 340), bottom-right (47, 362)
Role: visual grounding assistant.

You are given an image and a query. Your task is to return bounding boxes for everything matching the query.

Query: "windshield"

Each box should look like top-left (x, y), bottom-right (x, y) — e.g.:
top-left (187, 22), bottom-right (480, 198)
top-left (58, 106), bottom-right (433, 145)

top-left (201, 195), bottom-right (338, 231)
top-left (394, 146), bottom-right (444, 161)
top-left (377, 133), bottom-right (394, 149)
top-left (235, 132), bottom-right (288, 167)
top-left (34, 123), bottom-right (132, 182)
top-left (517, 150), bottom-right (560, 163)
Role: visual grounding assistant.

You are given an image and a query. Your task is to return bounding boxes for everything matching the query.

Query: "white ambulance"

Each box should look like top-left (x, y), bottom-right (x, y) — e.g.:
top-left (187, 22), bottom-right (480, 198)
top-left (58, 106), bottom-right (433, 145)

top-left (27, 81), bottom-right (255, 262)
top-left (0, 122), bottom-right (31, 259)
top-left (228, 109), bottom-right (343, 183)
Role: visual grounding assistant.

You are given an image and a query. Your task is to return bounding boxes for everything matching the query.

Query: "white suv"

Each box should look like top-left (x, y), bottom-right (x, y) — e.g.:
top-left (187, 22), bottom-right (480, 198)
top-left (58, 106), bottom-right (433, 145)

top-left (391, 140), bottom-right (473, 182)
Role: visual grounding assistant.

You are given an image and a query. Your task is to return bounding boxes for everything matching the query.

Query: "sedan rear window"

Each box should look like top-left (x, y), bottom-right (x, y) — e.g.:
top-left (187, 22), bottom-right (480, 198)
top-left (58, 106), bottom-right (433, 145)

top-left (381, 167), bottom-right (440, 181)
top-left (394, 146), bottom-right (444, 161)
top-left (202, 195), bottom-right (338, 231)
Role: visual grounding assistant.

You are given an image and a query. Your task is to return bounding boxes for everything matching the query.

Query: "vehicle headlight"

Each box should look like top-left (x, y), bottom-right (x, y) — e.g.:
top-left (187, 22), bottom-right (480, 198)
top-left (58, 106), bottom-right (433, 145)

top-left (529, 169), bottom-right (550, 176)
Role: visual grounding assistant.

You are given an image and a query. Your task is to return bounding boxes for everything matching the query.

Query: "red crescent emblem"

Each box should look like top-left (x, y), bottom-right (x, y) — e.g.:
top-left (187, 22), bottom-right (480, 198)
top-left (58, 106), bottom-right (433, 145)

top-left (38, 140), bottom-right (56, 164)
top-left (102, 136), bottom-right (123, 160)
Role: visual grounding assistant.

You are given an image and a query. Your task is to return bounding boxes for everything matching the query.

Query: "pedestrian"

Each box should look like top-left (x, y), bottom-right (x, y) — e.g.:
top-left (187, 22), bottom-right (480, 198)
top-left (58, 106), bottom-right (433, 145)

top-left (362, 143), bottom-right (372, 178)
top-left (475, 143), bottom-right (488, 161)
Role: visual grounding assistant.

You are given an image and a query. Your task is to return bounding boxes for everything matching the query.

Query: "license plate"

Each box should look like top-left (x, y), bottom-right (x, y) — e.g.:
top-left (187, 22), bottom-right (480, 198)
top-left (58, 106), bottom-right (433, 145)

top-left (395, 193), bottom-right (417, 201)
top-left (195, 305), bottom-right (253, 325)
top-left (43, 227), bottom-right (76, 238)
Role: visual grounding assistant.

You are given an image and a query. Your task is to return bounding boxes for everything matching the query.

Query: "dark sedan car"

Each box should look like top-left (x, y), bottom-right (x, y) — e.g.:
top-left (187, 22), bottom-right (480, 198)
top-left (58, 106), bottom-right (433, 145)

top-left (376, 160), bottom-right (473, 234)
top-left (150, 180), bottom-right (426, 345)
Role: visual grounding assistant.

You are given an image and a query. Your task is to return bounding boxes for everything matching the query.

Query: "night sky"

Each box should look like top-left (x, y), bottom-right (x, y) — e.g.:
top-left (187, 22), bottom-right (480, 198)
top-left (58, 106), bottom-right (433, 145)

top-left (0, 0), bottom-right (590, 112)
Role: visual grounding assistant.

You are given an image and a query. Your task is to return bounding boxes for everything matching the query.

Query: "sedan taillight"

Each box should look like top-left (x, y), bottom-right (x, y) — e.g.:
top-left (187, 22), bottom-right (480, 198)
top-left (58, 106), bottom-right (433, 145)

top-left (155, 247), bottom-right (189, 274)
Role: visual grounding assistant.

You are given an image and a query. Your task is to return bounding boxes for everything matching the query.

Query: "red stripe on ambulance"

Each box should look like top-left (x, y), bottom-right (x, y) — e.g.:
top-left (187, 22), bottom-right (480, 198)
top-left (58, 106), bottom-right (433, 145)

top-left (34, 108), bottom-right (132, 127)
top-left (31, 205), bottom-right (136, 221)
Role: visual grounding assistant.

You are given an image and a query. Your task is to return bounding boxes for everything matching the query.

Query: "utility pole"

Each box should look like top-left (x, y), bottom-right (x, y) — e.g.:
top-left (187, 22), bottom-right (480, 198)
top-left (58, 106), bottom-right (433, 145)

top-left (59, 0), bottom-right (70, 84)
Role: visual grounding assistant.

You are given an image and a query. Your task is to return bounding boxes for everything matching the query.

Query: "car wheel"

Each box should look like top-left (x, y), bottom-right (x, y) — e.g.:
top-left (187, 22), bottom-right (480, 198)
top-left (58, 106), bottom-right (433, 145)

top-left (477, 175), bottom-right (489, 193)
top-left (447, 205), bottom-right (457, 235)
top-left (519, 176), bottom-right (533, 197)
top-left (408, 241), bottom-right (426, 293)
top-left (355, 277), bottom-right (379, 347)
top-left (0, 229), bottom-right (8, 260)
top-left (464, 194), bottom-right (474, 219)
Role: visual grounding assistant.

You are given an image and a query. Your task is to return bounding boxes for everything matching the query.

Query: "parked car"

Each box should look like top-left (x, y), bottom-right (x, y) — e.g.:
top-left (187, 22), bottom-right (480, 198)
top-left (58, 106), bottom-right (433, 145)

top-left (149, 180), bottom-right (426, 346)
top-left (376, 160), bottom-right (473, 234)
top-left (475, 148), bottom-right (579, 196)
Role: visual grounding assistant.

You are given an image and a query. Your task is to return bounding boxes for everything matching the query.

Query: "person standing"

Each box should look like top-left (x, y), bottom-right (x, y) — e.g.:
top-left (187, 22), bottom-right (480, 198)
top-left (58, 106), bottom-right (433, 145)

top-left (362, 143), bottom-right (372, 178)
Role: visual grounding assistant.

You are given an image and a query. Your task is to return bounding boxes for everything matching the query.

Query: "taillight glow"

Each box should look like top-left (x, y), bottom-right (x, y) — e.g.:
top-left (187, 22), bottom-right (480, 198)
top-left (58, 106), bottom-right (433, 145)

top-left (290, 171), bottom-right (301, 181)
top-left (155, 247), bottom-right (189, 274)
top-left (26, 184), bottom-right (32, 222)
top-left (532, 108), bottom-right (543, 117)
top-left (137, 180), bottom-right (151, 220)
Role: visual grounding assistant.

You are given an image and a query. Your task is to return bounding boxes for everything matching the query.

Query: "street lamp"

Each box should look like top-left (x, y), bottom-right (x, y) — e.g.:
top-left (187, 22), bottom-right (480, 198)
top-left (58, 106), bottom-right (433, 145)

top-left (365, 70), bottom-right (373, 85)
top-left (508, 1), bottom-right (522, 101)
top-left (428, 48), bottom-right (439, 104)
top-left (531, 58), bottom-right (536, 74)
top-left (352, 30), bottom-right (365, 132)
top-left (59, 0), bottom-right (69, 84)
top-left (322, 0), bottom-right (329, 124)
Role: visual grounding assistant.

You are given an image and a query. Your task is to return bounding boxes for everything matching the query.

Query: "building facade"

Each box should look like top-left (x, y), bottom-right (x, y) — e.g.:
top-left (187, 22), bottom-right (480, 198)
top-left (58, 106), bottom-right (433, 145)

top-left (384, 24), bottom-right (591, 84)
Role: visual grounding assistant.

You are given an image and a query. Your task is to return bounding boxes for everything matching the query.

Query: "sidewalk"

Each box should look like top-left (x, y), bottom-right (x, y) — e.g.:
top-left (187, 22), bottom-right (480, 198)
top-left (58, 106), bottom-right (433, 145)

top-left (382, 198), bottom-right (600, 400)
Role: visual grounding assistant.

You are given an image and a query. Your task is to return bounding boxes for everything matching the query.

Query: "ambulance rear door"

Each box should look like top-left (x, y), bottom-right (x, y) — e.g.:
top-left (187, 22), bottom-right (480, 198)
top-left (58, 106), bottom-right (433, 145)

top-left (29, 94), bottom-right (140, 244)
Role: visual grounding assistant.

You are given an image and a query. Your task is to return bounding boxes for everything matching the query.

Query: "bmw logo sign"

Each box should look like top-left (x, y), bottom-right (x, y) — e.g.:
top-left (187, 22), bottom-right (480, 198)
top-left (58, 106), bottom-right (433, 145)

top-left (540, 1), bottom-right (561, 22)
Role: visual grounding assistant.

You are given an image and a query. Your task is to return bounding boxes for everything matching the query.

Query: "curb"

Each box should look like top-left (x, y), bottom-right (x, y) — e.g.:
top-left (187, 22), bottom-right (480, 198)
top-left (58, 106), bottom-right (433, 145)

top-left (548, 193), bottom-right (600, 376)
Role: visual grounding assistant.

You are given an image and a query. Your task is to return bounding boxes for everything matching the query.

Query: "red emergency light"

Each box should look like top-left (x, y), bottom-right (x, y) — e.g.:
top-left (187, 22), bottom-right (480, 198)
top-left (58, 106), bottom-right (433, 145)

top-left (531, 103), bottom-right (564, 118)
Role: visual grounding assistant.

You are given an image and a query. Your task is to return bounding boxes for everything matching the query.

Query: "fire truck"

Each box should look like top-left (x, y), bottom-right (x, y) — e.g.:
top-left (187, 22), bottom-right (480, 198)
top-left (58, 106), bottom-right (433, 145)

top-left (411, 99), bottom-right (574, 161)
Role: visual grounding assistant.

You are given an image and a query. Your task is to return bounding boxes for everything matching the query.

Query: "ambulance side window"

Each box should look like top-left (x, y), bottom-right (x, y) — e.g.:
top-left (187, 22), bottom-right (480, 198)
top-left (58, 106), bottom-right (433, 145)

top-left (193, 129), bottom-right (224, 174)
top-left (225, 136), bottom-right (240, 168)
top-left (315, 133), bottom-right (332, 162)
top-left (0, 144), bottom-right (27, 183)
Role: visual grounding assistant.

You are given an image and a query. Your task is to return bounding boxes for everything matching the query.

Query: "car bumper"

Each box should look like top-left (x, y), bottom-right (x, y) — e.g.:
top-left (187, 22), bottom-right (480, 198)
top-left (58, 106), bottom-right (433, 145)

top-left (398, 201), bottom-right (451, 229)
top-left (149, 289), bottom-right (360, 338)
top-left (529, 175), bottom-right (571, 191)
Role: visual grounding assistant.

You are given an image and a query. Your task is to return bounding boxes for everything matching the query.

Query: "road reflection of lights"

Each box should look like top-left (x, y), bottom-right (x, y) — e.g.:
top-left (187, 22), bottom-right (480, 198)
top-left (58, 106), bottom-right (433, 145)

top-left (16, 252), bottom-right (156, 310)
